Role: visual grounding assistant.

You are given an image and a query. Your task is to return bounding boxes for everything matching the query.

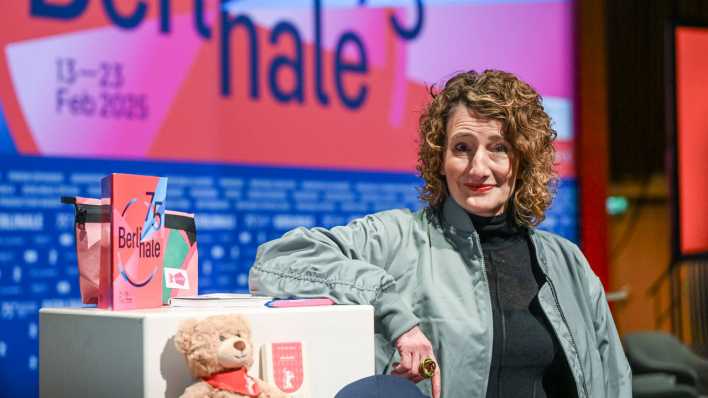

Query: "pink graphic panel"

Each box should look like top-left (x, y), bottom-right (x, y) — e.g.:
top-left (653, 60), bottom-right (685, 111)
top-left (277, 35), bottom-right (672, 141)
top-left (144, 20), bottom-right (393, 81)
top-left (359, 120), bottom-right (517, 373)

top-left (5, 15), bottom-right (202, 158)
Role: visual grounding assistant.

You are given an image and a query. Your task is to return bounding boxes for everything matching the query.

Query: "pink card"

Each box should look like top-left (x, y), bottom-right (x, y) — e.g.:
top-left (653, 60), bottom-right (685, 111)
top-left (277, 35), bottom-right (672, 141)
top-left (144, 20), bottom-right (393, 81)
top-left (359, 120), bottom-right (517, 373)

top-left (261, 342), bottom-right (310, 397)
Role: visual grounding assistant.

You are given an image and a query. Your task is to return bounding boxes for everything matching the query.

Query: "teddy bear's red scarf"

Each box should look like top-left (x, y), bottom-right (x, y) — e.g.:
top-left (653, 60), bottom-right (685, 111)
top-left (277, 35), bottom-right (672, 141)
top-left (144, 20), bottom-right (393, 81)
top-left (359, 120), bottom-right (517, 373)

top-left (203, 368), bottom-right (261, 397)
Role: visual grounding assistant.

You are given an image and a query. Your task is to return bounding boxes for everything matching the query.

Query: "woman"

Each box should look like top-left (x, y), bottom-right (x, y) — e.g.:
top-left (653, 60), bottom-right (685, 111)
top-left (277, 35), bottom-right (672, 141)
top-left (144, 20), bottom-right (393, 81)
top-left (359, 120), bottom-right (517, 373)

top-left (249, 70), bottom-right (631, 398)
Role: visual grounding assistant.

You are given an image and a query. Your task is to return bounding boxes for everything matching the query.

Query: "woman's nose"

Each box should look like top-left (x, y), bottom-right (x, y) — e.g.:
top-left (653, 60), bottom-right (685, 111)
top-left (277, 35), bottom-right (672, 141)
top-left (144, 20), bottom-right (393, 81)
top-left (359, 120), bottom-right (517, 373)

top-left (467, 151), bottom-right (491, 177)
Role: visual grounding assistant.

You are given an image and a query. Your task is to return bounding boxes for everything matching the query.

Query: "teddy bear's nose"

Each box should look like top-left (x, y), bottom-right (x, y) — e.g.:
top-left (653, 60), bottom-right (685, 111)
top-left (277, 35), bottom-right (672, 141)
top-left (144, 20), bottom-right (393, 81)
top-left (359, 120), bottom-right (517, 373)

top-left (234, 340), bottom-right (246, 351)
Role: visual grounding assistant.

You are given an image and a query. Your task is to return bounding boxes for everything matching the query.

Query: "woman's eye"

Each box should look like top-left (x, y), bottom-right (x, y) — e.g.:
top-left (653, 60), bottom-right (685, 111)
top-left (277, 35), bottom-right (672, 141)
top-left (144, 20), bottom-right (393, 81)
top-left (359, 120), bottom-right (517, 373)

top-left (492, 143), bottom-right (509, 153)
top-left (219, 335), bottom-right (226, 342)
top-left (453, 143), bottom-right (468, 152)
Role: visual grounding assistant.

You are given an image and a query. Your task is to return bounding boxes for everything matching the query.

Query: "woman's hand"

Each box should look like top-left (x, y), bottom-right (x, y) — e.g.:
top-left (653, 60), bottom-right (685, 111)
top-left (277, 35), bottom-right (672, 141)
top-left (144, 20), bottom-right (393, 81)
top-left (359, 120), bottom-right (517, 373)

top-left (391, 325), bottom-right (441, 398)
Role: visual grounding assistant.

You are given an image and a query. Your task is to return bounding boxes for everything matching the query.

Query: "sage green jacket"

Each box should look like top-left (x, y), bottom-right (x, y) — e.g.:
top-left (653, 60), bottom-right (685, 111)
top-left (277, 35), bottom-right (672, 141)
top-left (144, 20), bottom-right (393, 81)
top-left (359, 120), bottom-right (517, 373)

top-left (249, 198), bottom-right (632, 397)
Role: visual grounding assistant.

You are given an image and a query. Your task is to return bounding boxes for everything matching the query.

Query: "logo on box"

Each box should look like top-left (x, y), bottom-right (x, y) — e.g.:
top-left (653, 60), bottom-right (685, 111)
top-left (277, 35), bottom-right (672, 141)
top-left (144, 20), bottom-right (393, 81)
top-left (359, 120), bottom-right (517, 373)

top-left (165, 268), bottom-right (189, 289)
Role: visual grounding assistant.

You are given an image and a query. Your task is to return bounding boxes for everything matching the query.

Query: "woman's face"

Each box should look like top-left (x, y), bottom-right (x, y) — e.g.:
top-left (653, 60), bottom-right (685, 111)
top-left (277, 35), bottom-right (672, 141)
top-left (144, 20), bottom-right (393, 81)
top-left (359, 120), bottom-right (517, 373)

top-left (442, 105), bottom-right (516, 217)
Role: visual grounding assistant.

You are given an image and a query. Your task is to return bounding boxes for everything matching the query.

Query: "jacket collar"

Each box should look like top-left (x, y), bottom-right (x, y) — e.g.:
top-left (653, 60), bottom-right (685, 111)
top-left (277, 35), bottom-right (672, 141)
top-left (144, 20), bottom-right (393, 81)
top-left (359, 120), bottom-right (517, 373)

top-left (441, 197), bottom-right (477, 234)
top-left (439, 197), bottom-right (550, 269)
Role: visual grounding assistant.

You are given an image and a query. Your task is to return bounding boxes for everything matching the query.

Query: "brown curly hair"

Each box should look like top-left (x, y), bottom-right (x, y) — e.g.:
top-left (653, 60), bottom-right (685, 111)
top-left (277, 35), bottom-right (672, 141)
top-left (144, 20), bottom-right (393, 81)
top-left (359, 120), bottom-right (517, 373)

top-left (417, 70), bottom-right (558, 227)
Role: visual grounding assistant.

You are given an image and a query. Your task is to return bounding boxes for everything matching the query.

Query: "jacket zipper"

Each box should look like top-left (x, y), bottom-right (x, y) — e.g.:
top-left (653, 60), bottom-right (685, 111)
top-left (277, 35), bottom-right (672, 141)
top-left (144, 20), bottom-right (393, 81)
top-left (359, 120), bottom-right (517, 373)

top-left (471, 231), bottom-right (495, 398)
top-left (491, 251), bottom-right (506, 397)
top-left (529, 233), bottom-right (589, 398)
top-left (546, 273), bottom-right (590, 398)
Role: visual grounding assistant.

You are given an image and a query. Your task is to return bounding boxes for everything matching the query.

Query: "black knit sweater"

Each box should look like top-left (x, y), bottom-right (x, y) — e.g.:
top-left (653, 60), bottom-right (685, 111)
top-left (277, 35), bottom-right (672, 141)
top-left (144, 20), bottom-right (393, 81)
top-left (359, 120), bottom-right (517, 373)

top-left (469, 211), bottom-right (576, 398)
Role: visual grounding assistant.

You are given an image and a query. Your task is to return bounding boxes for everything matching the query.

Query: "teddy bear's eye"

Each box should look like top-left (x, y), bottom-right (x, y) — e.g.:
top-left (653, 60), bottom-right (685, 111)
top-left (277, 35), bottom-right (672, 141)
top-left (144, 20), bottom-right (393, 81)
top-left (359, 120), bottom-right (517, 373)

top-left (236, 333), bottom-right (241, 338)
top-left (218, 335), bottom-right (226, 342)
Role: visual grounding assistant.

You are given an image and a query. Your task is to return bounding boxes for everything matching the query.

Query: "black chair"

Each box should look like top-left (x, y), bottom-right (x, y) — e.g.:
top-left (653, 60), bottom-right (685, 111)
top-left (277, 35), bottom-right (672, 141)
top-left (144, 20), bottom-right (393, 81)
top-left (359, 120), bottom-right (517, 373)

top-left (623, 331), bottom-right (708, 397)
top-left (632, 373), bottom-right (699, 398)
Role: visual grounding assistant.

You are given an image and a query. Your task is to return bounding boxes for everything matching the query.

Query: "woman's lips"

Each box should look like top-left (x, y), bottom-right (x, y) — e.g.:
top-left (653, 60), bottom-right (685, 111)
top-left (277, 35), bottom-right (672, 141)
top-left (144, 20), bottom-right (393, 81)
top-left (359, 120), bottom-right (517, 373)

top-left (464, 184), bottom-right (494, 193)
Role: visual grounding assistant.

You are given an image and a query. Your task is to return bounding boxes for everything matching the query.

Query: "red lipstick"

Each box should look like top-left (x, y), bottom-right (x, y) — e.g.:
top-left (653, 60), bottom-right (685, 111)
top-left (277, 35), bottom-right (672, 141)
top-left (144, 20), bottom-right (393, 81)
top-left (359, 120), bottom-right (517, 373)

top-left (464, 184), bottom-right (494, 193)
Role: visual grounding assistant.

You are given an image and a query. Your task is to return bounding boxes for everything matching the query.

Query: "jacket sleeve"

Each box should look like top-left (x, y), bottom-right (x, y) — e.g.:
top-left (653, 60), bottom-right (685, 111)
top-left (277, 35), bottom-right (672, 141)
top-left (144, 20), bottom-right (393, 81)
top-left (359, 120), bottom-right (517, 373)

top-left (248, 211), bottom-right (420, 343)
top-left (583, 258), bottom-right (633, 397)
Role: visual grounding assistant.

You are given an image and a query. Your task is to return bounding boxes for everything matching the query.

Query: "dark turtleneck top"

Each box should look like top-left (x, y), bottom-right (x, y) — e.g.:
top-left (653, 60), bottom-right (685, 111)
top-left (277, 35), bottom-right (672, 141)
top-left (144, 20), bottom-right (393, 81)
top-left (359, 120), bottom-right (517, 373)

top-left (469, 211), bottom-right (575, 398)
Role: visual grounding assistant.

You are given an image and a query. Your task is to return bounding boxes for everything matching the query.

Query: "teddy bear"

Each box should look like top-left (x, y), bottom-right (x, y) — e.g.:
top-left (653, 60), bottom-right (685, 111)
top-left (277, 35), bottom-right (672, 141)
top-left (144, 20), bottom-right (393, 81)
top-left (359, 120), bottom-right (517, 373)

top-left (174, 314), bottom-right (289, 398)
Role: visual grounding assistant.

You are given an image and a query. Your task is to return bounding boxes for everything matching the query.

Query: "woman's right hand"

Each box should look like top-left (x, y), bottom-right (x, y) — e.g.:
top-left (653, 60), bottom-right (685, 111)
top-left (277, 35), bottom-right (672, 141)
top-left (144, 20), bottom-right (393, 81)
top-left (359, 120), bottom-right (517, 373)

top-left (391, 325), bottom-right (441, 398)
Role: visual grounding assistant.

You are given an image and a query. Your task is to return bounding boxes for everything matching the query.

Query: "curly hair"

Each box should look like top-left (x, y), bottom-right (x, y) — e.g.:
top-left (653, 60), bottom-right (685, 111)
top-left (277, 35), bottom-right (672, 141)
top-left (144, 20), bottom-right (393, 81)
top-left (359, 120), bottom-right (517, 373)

top-left (417, 70), bottom-right (558, 227)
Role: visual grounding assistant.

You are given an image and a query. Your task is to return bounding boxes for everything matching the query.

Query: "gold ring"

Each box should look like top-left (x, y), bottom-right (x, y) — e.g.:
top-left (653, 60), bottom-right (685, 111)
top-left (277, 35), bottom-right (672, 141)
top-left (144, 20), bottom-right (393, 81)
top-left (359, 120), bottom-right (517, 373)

top-left (419, 357), bottom-right (436, 379)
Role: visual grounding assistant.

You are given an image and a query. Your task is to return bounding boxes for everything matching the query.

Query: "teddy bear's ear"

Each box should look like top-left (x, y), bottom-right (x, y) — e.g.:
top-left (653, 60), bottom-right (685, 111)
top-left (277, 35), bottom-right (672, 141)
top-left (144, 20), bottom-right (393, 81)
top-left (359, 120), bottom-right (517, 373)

top-left (174, 319), bottom-right (198, 354)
